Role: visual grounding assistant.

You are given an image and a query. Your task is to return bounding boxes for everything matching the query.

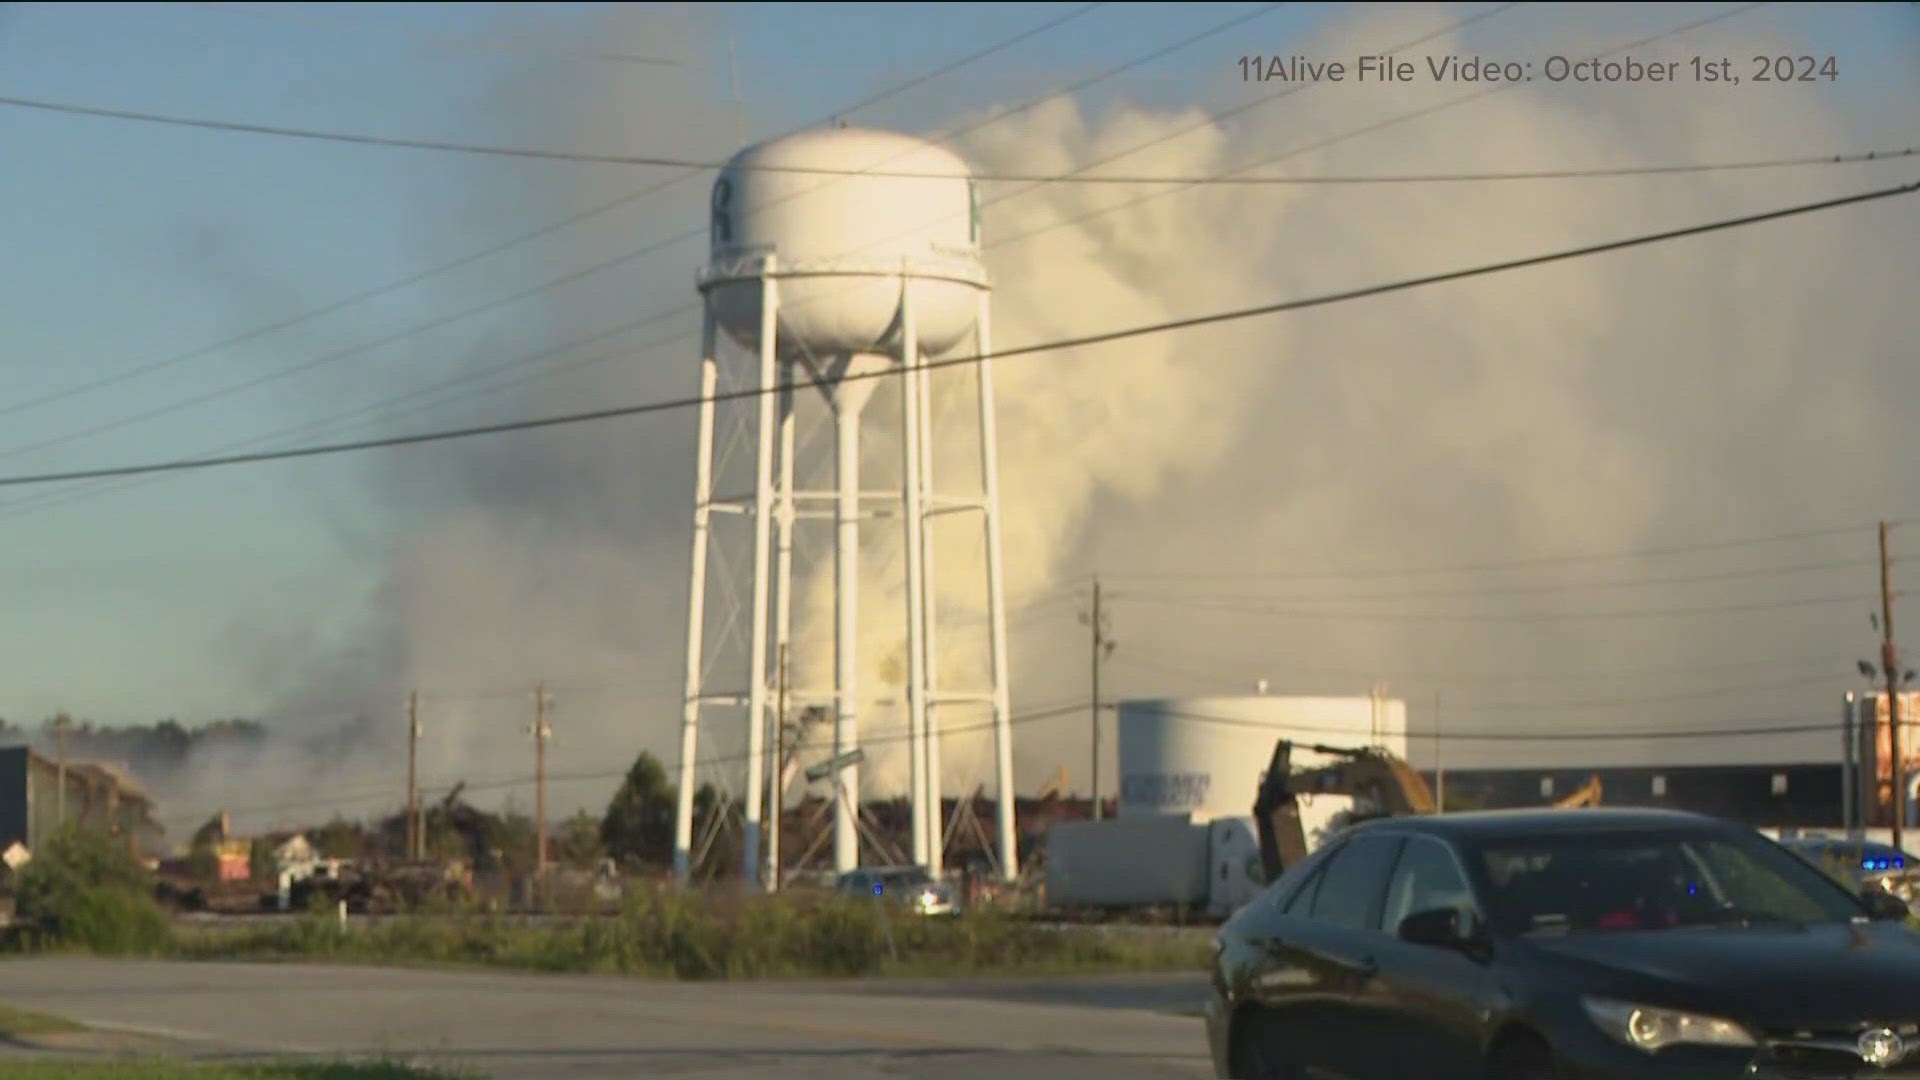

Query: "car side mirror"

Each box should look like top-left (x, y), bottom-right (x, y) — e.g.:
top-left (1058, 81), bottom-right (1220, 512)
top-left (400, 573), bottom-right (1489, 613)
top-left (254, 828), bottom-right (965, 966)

top-left (1399, 907), bottom-right (1481, 952)
top-left (1862, 889), bottom-right (1911, 922)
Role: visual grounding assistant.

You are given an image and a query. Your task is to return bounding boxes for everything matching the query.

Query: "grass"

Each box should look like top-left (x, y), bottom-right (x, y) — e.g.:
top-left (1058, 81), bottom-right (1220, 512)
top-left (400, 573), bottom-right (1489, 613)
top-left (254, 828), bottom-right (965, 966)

top-left (164, 890), bottom-right (1214, 979)
top-left (0, 1064), bottom-right (476, 1079)
top-left (0, 1005), bottom-right (86, 1039)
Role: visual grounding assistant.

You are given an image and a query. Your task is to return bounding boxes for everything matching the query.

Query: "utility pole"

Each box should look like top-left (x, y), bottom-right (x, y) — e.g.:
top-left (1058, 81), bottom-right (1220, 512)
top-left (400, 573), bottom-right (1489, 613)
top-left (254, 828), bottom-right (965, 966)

top-left (1882, 522), bottom-right (1906, 852)
top-left (406, 691), bottom-right (420, 861)
top-left (1080, 577), bottom-right (1115, 820)
top-left (53, 713), bottom-right (69, 829)
top-left (531, 684), bottom-right (552, 882)
top-left (1434, 692), bottom-right (1444, 813)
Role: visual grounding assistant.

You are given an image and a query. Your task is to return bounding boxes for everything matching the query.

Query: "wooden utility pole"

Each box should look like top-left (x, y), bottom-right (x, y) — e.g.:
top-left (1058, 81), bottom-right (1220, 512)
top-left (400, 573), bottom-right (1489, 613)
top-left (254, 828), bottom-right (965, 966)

top-left (53, 713), bottom-right (69, 829)
top-left (406, 691), bottom-right (420, 861)
top-left (1881, 523), bottom-right (1905, 853)
top-left (1433, 692), bottom-right (1445, 813)
top-left (1082, 578), bottom-right (1114, 820)
top-left (532, 684), bottom-right (552, 880)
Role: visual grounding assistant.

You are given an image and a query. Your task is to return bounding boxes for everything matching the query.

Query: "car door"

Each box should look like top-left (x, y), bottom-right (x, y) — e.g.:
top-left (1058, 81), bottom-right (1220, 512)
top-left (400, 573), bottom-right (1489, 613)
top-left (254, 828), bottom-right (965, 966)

top-left (1296, 833), bottom-right (1404, 1079)
top-left (1363, 835), bottom-right (1502, 1080)
top-left (1237, 848), bottom-right (1341, 1072)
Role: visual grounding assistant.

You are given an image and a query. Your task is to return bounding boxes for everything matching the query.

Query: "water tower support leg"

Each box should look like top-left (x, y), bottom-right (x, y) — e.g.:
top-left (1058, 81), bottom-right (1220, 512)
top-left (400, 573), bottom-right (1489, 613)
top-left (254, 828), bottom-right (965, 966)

top-left (742, 269), bottom-right (780, 886)
top-left (833, 384), bottom-right (863, 873)
top-left (975, 294), bottom-right (1018, 884)
top-left (919, 325), bottom-right (944, 879)
top-left (768, 365), bottom-right (796, 890)
top-left (901, 275), bottom-right (930, 869)
top-left (674, 312), bottom-right (720, 886)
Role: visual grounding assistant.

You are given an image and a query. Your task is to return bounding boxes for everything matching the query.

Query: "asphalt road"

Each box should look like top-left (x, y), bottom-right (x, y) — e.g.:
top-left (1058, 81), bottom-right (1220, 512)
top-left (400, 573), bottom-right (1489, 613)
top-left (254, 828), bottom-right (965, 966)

top-left (0, 959), bottom-right (1216, 1079)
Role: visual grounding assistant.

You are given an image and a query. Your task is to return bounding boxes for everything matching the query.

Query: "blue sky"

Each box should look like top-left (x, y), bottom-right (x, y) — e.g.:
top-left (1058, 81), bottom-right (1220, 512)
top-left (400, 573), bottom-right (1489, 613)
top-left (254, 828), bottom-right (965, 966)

top-left (0, 1), bottom-right (1337, 726)
top-left (0, 2), bottom-right (1917, 829)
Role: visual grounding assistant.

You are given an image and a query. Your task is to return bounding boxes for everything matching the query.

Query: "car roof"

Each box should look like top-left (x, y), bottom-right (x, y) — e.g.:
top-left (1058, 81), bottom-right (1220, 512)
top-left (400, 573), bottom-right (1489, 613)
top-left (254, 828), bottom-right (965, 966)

top-left (1348, 807), bottom-right (1732, 841)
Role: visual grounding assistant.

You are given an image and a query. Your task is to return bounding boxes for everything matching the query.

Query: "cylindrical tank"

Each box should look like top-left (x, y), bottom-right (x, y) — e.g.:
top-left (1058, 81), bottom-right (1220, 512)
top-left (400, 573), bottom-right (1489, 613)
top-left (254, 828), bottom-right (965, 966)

top-left (1116, 696), bottom-right (1410, 822)
top-left (699, 127), bottom-right (988, 360)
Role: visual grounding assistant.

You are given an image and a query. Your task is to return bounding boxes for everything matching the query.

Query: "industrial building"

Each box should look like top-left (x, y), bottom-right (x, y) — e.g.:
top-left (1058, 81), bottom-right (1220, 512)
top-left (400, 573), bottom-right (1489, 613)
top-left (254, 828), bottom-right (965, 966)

top-left (0, 744), bottom-right (164, 857)
top-left (1094, 688), bottom-right (1920, 833)
top-left (1411, 691), bottom-right (1919, 831)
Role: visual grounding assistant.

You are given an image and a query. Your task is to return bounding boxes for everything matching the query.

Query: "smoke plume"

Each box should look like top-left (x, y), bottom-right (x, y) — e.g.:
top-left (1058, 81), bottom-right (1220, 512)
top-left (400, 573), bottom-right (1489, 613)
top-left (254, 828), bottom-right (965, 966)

top-left (121, 4), bottom-right (1920, 837)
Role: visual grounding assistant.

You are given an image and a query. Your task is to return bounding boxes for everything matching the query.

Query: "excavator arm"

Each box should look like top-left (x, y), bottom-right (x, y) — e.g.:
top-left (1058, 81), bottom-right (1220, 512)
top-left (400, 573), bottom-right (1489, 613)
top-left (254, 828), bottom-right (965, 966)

top-left (1253, 739), bottom-right (1438, 884)
top-left (1554, 773), bottom-right (1603, 809)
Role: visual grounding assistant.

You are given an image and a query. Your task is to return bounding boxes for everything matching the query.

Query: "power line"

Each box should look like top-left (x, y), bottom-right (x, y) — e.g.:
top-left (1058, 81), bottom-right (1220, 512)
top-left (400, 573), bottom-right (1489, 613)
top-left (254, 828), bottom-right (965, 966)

top-left (0, 175), bottom-right (1910, 491)
top-left (1107, 557), bottom-right (1878, 601)
top-left (1111, 649), bottom-right (1858, 689)
top-left (0, 1), bottom-right (1499, 490)
top-left (8, 90), bottom-right (1902, 183)
top-left (189, 699), bottom-right (1095, 823)
top-left (1429, 672), bottom-right (1846, 711)
top-left (984, 1), bottom-right (1771, 252)
top-left (1155, 705), bottom-right (1848, 743)
top-left (1113, 590), bottom-right (1875, 622)
top-left (0, 3), bottom-right (1109, 430)
top-left (2, 8), bottom-right (1315, 174)
top-left (0, 3), bottom-right (1788, 518)
top-left (1105, 527), bottom-right (1889, 583)
top-left (0, 1), bottom-right (1267, 471)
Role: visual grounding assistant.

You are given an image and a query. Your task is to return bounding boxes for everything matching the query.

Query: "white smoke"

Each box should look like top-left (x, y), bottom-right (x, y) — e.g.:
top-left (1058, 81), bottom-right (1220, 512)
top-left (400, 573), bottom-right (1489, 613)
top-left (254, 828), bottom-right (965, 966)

top-left (150, 3), bottom-right (1920, 834)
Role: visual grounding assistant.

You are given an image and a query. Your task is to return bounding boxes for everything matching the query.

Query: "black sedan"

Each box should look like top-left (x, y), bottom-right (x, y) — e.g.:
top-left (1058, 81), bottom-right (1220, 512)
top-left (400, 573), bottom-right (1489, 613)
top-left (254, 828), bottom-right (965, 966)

top-left (1207, 807), bottom-right (1920, 1080)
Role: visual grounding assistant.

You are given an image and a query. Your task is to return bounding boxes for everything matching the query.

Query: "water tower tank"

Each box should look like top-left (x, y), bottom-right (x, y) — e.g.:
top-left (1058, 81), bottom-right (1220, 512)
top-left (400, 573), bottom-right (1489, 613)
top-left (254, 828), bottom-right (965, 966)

top-left (700, 127), bottom-right (988, 359)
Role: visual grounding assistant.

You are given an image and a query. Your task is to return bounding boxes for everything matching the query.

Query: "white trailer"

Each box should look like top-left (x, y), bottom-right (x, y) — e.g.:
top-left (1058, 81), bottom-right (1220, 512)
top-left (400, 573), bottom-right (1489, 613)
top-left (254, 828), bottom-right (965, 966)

top-left (1042, 814), bottom-right (1265, 918)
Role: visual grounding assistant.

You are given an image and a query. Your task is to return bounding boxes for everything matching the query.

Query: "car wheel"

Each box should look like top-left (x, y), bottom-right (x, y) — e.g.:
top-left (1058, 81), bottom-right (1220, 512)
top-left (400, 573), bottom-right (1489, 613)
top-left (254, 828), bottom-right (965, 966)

top-left (1230, 1010), bottom-right (1306, 1080)
top-left (1488, 1033), bottom-right (1559, 1080)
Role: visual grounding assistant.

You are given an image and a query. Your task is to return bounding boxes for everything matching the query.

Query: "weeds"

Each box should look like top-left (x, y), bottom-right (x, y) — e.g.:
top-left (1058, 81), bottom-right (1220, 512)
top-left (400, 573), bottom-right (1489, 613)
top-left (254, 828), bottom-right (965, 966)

top-left (167, 890), bottom-right (1212, 978)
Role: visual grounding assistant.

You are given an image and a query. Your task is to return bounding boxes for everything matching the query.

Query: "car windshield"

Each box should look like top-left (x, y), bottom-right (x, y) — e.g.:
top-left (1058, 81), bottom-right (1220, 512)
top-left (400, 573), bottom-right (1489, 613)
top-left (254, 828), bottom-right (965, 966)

top-left (878, 870), bottom-right (933, 890)
top-left (1791, 840), bottom-right (1907, 873)
top-left (1472, 829), bottom-right (1867, 936)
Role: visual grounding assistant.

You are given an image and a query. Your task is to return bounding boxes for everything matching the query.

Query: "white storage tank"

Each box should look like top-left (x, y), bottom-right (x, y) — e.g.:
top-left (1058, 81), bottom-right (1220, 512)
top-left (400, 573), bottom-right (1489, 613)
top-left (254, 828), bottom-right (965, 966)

top-left (700, 126), bottom-right (988, 360)
top-left (1116, 695), bottom-right (1409, 823)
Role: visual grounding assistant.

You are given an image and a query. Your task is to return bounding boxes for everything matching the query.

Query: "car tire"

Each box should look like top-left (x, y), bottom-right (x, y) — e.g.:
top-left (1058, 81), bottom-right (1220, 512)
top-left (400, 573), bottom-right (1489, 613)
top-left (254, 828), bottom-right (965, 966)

top-left (1230, 1010), bottom-right (1306, 1080)
top-left (1488, 1033), bottom-right (1559, 1080)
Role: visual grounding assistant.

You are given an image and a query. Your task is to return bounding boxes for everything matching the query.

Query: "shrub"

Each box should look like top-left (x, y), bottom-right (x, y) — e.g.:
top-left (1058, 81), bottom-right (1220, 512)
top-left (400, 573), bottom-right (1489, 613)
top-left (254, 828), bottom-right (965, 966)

top-left (14, 824), bottom-right (171, 954)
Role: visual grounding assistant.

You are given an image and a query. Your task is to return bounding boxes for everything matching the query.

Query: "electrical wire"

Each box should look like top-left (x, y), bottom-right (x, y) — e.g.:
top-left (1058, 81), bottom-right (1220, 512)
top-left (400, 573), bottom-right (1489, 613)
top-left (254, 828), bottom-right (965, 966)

top-left (0, 1), bottom-right (1760, 505)
top-left (1105, 557), bottom-right (1879, 602)
top-left (1103, 527), bottom-right (1891, 583)
top-left (1112, 647), bottom-right (1858, 687)
top-left (6, 94), bottom-right (1898, 183)
top-left (1155, 705), bottom-right (1852, 743)
top-left (0, 174), bottom-right (1910, 491)
top-left (0, 2), bottom-right (1110, 427)
top-left (1111, 590), bottom-right (1875, 622)
top-left (0, 1), bottom-right (1502, 490)
top-left (0, 1), bottom-right (1273, 471)
top-left (984, 1), bottom-right (1772, 251)
top-left (180, 688), bottom-right (1870, 826)
top-left (1107, 653), bottom-right (1846, 708)
top-left (187, 699), bottom-right (1094, 824)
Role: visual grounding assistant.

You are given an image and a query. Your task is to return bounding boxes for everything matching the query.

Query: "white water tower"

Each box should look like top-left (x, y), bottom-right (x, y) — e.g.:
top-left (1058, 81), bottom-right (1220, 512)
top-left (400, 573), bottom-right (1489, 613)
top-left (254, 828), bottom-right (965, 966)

top-left (673, 127), bottom-right (1018, 887)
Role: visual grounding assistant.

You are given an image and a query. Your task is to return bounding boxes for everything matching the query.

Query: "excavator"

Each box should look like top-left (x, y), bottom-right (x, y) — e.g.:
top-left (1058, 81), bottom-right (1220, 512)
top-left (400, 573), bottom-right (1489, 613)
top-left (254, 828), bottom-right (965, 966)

top-left (1252, 739), bottom-right (1602, 883)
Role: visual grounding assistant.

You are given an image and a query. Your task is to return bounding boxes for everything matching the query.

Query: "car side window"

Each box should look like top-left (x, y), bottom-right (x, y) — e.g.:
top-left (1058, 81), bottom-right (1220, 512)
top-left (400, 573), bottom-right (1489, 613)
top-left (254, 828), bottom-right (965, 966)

top-left (1281, 856), bottom-right (1332, 915)
top-left (1381, 836), bottom-right (1476, 933)
top-left (1309, 834), bottom-right (1404, 930)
